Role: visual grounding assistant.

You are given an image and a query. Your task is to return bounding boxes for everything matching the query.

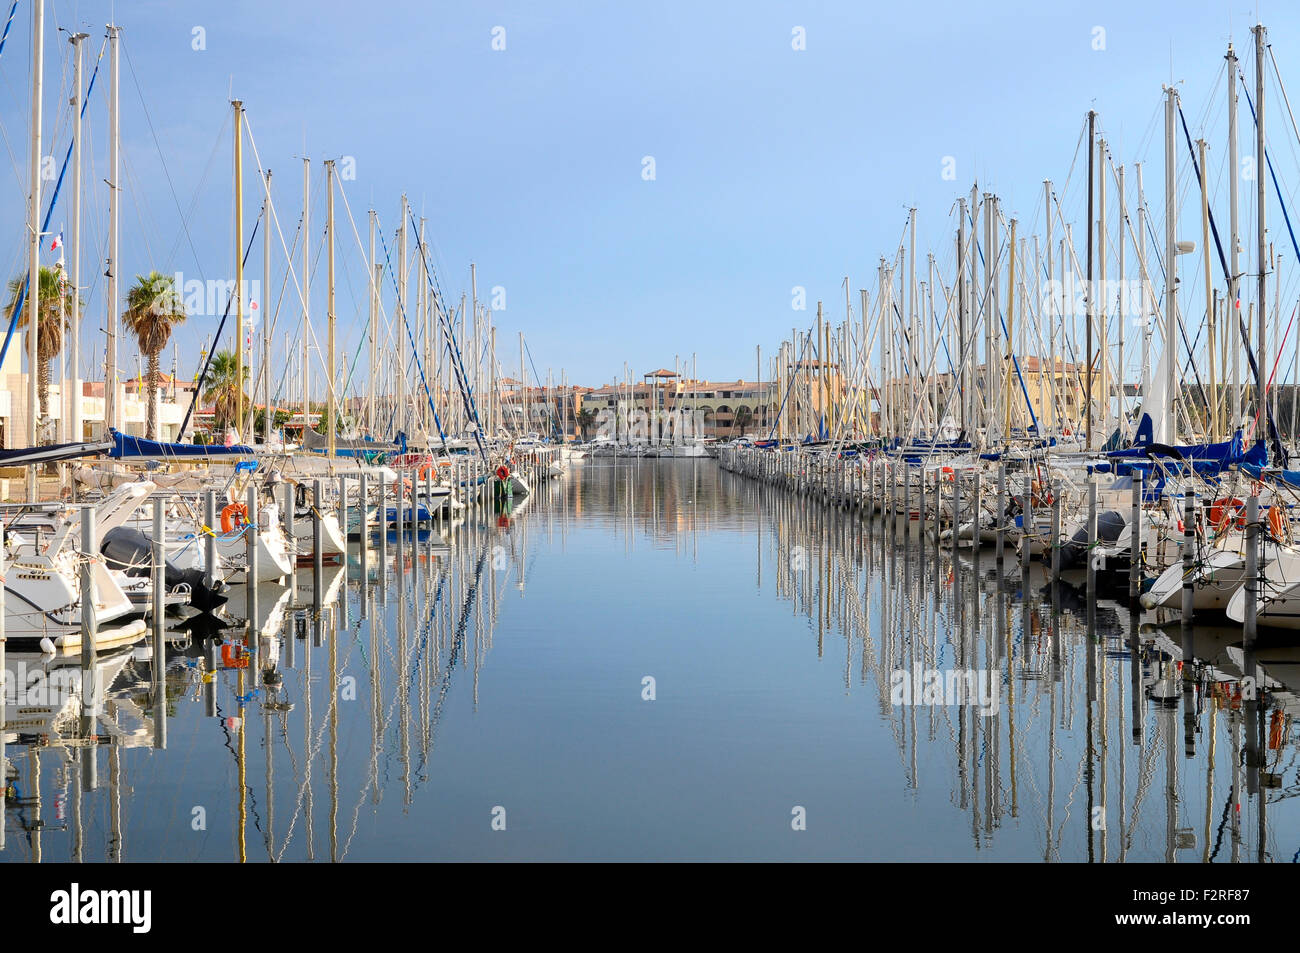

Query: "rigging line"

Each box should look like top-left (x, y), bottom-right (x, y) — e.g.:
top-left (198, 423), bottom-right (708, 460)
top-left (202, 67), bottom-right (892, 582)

top-left (120, 36), bottom-right (206, 283)
top-left (767, 321), bottom-right (817, 441)
top-left (163, 113), bottom-right (228, 271)
top-left (406, 207), bottom-right (490, 457)
top-left (0, 1), bottom-right (20, 186)
top-left (0, 37), bottom-right (106, 372)
top-left (330, 181), bottom-right (409, 398)
top-left (1235, 67), bottom-right (1290, 459)
top-left (376, 223), bottom-right (448, 450)
top-left (178, 218), bottom-right (260, 436)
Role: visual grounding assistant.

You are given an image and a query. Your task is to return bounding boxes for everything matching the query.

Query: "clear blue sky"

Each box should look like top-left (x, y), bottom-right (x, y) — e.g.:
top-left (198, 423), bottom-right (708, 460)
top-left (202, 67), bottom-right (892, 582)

top-left (1, 0), bottom-right (1297, 394)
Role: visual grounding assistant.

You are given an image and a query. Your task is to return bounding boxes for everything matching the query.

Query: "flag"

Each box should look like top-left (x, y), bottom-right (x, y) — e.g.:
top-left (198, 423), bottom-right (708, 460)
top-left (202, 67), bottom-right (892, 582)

top-left (49, 232), bottom-right (62, 252)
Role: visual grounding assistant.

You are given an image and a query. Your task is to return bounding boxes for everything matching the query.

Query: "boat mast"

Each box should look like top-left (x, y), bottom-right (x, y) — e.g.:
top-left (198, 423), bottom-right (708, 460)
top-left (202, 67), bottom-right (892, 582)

top-left (1227, 42), bottom-right (1242, 432)
top-left (397, 194), bottom-right (408, 441)
top-left (68, 31), bottom-right (87, 445)
top-left (1043, 182), bottom-right (1055, 435)
top-left (368, 209), bottom-right (377, 436)
top-left (1198, 138), bottom-right (1218, 439)
top-left (25, 0), bottom-right (42, 494)
top-left (1164, 86), bottom-right (1179, 439)
top-left (1085, 109), bottom-right (1095, 452)
top-left (263, 168), bottom-right (272, 445)
top-left (325, 158), bottom-right (336, 459)
top-left (1098, 136), bottom-right (1108, 441)
top-left (1137, 163), bottom-right (1152, 406)
top-left (233, 99), bottom-right (244, 434)
top-left (301, 157), bottom-right (310, 440)
top-left (106, 23), bottom-right (121, 438)
top-left (983, 192), bottom-right (994, 446)
top-left (1117, 164), bottom-right (1126, 437)
top-left (957, 199), bottom-right (967, 437)
top-left (1254, 23), bottom-right (1268, 440)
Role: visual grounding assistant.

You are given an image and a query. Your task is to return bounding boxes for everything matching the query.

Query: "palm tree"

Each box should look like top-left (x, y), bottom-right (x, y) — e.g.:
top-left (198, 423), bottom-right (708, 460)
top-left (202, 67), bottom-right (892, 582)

top-left (203, 350), bottom-right (245, 433)
top-left (4, 265), bottom-right (75, 431)
top-left (576, 407), bottom-right (598, 440)
top-left (123, 271), bottom-right (187, 439)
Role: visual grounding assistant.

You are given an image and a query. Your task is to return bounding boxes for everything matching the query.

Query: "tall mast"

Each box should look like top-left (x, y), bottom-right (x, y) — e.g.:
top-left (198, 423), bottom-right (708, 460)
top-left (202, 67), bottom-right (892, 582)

top-left (1254, 23), bottom-right (1268, 438)
top-left (325, 158), bottom-right (336, 458)
top-left (233, 100), bottom-right (244, 433)
top-left (262, 169), bottom-right (272, 445)
top-left (1117, 164), bottom-right (1127, 437)
top-left (301, 158), bottom-right (310, 438)
top-left (1198, 139), bottom-right (1218, 440)
top-left (68, 31), bottom-right (87, 445)
top-left (1097, 137), bottom-right (1108, 439)
top-left (105, 23), bottom-right (121, 437)
top-left (1227, 42), bottom-right (1242, 431)
top-left (1164, 87), bottom-right (1179, 437)
top-left (1044, 180), bottom-right (1055, 435)
top-left (25, 0), bottom-right (43, 484)
top-left (397, 194), bottom-right (408, 439)
top-left (983, 192), bottom-right (994, 443)
top-left (1006, 217), bottom-right (1016, 436)
top-left (367, 209), bottom-right (377, 435)
top-left (1085, 109), bottom-right (1095, 451)
top-left (957, 199), bottom-right (967, 436)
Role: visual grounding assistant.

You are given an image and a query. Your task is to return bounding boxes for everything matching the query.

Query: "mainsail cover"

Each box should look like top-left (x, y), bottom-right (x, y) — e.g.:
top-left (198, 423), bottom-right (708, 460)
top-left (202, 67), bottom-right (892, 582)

top-left (0, 439), bottom-right (112, 466)
top-left (299, 428), bottom-right (397, 454)
top-left (109, 429), bottom-right (255, 458)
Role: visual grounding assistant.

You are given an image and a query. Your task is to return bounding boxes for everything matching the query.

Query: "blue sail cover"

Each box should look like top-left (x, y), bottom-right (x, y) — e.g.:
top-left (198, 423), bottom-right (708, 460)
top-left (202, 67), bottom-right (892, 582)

top-left (109, 429), bottom-right (255, 458)
top-left (1101, 430), bottom-right (1265, 478)
top-left (1106, 428), bottom-right (1259, 464)
top-left (1239, 462), bottom-right (1300, 488)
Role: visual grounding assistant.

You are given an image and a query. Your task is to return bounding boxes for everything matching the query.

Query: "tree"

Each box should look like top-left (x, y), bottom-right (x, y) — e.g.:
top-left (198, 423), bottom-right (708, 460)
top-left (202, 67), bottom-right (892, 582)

top-left (123, 271), bottom-right (187, 439)
top-left (733, 405), bottom-right (754, 436)
top-left (576, 407), bottom-right (598, 440)
top-left (253, 406), bottom-right (291, 434)
top-left (203, 350), bottom-right (245, 433)
top-left (4, 265), bottom-right (76, 432)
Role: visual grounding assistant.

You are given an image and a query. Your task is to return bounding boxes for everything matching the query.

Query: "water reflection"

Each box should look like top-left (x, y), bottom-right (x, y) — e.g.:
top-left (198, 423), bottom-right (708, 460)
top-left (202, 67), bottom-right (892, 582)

top-left (1, 459), bottom-right (1295, 861)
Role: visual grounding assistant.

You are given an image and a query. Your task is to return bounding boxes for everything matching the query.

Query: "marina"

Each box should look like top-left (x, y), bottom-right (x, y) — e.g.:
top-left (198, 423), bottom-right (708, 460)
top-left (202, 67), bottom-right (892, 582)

top-left (5, 456), bottom-right (1296, 863)
top-left (0, 2), bottom-right (1298, 903)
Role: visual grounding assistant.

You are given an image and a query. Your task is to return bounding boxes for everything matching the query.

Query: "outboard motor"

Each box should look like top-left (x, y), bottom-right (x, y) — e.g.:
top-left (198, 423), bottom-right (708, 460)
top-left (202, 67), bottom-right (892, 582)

top-left (100, 526), bottom-right (229, 613)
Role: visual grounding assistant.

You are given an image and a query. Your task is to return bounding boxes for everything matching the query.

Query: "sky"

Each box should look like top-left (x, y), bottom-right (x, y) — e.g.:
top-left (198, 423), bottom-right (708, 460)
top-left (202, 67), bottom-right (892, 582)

top-left (2, 0), bottom-right (1300, 397)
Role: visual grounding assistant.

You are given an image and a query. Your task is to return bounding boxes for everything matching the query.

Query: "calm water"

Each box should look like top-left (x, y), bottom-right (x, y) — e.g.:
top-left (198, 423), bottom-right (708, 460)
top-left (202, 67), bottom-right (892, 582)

top-left (2, 459), bottom-right (1295, 861)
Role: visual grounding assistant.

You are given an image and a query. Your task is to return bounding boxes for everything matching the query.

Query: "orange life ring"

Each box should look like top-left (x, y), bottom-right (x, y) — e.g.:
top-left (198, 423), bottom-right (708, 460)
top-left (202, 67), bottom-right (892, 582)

top-left (1269, 505), bottom-right (1287, 540)
top-left (496, 464), bottom-right (510, 481)
top-left (221, 502), bottom-right (249, 533)
top-left (1209, 496), bottom-right (1246, 531)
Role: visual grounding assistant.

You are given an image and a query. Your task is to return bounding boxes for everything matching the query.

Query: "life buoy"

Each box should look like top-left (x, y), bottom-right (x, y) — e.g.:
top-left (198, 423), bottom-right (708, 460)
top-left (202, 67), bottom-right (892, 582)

top-left (1209, 496), bottom-right (1246, 531)
top-left (1269, 505), bottom-right (1287, 540)
top-left (496, 464), bottom-right (510, 481)
top-left (221, 502), bottom-right (249, 533)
